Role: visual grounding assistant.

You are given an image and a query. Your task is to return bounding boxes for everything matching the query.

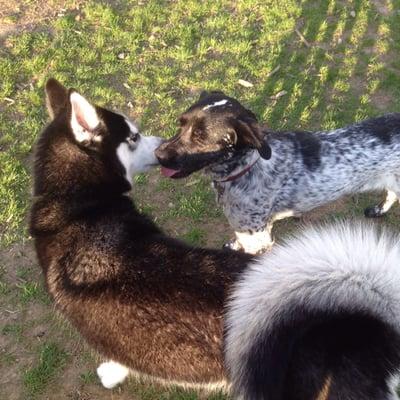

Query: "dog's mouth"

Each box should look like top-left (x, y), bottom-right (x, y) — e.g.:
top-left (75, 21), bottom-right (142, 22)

top-left (160, 166), bottom-right (191, 179)
top-left (157, 149), bottom-right (226, 179)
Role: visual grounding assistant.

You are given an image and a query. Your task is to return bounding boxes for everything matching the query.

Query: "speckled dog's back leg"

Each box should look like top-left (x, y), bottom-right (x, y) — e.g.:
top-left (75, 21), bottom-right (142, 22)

top-left (364, 173), bottom-right (400, 218)
top-left (364, 176), bottom-right (400, 218)
top-left (365, 190), bottom-right (398, 218)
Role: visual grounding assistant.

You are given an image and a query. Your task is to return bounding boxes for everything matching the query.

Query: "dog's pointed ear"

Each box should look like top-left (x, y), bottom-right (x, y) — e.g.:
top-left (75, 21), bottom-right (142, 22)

top-left (230, 117), bottom-right (271, 160)
top-left (68, 90), bottom-right (101, 143)
top-left (45, 78), bottom-right (68, 119)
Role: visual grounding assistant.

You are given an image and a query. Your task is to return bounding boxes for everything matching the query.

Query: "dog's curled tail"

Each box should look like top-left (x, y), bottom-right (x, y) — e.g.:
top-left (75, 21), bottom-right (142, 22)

top-left (225, 222), bottom-right (400, 400)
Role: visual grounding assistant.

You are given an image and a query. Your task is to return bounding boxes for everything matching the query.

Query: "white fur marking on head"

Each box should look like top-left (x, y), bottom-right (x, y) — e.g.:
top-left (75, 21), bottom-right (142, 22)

top-left (116, 142), bottom-right (133, 183)
top-left (203, 99), bottom-right (229, 110)
top-left (70, 92), bottom-right (100, 142)
top-left (117, 135), bottom-right (164, 184)
top-left (97, 361), bottom-right (129, 389)
top-left (124, 118), bottom-right (139, 134)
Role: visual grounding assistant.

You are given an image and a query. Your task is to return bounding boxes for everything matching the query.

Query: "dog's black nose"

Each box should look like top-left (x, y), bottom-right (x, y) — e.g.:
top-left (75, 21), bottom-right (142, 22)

top-left (155, 145), bottom-right (170, 163)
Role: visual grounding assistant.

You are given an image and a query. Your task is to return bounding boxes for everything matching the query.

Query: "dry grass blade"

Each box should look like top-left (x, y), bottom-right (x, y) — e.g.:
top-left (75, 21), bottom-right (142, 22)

top-left (238, 79), bottom-right (254, 88)
top-left (295, 28), bottom-right (311, 47)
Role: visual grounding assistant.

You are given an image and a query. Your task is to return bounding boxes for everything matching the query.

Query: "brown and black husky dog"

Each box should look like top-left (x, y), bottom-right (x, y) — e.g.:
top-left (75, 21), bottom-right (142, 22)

top-left (30, 79), bottom-right (400, 400)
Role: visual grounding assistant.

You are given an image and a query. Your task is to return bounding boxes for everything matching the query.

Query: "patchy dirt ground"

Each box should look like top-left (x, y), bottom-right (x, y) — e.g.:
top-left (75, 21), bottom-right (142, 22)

top-left (0, 0), bottom-right (84, 37)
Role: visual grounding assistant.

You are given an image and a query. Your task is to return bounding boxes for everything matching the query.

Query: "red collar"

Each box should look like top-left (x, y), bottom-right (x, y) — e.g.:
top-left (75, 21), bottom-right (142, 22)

top-left (214, 158), bottom-right (260, 183)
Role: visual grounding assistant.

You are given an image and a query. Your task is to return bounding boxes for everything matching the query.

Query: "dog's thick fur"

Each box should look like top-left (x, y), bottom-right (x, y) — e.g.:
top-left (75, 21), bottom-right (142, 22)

top-left (31, 80), bottom-right (400, 399)
top-left (156, 91), bottom-right (400, 254)
top-left (226, 223), bottom-right (400, 399)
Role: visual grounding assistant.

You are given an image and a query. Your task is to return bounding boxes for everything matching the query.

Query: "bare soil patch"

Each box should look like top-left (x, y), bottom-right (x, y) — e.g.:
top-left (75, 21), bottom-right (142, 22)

top-left (371, 0), bottom-right (392, 16)
top-left (0, 0), bottom-right (85, 38)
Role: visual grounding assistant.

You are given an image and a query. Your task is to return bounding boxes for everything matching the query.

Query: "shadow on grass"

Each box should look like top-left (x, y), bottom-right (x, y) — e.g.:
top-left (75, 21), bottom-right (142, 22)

top-left (248, 0), bottom-right (392, 130)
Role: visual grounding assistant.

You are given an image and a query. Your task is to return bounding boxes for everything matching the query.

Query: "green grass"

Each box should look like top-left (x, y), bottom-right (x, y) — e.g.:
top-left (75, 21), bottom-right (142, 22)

top-left (182, 226), bottom-right (207, 246)
top-left (168, 179), bottom-right (220, 220)
top-left (17, 281), bottom-right (50, 304)
top-left (135, 173), bottom-right (149, 185)
top-left (1, 0), bottom-right (400, 245)
top-left (0, 350), bottom-right (17, 367)
top-left (23, 342), bottom-right (68, 397)
top-left (1, 0), bottom-right (400, 398)
top-left (16, 266), bottom-right (31, 280)
top-left (79, 370), bottom-right (97, 385)
top-left (0, 281), bottom-right (10, 295)
top-left (0, 265), bottom-right (10, 295)
top-left (14, 266), bottom-right (51, 304)
top-left (2, 323), bottom-right (24, 341)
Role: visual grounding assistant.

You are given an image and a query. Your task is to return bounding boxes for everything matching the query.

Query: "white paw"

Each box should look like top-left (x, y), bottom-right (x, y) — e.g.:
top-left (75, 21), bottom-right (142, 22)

top-left (223, 239), bottom-right (243, 252)
top-left (234, 230), bottom-right (274, 255)
top-left (238, 237), bottom-right (274, 255)
top-left (97, 361), bottom-right (129, 389)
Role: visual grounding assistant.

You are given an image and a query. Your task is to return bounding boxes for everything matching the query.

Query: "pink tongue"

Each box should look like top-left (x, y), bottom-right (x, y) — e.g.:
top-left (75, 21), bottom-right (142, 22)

top-left (161, 166), bottom-right (180, 177)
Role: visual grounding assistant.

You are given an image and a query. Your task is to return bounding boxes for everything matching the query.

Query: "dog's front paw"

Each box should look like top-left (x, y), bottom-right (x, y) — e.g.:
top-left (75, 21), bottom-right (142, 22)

top-left (97, 361), bottom-right (129, 389)
top-left (223, 239), bottom-right (244, 252)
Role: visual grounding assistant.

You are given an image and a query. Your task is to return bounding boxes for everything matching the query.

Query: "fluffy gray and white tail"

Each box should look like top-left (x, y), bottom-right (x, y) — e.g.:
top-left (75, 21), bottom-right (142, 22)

top-left (225, 222), bottom-right (400, 400)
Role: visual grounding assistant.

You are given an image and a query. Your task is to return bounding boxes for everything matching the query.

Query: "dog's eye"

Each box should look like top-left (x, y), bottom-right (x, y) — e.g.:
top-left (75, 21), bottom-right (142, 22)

top-left (178, 117), bottom-right (187, 127)
top-left (193, 129), bottom-right (203, 137)
top-left (130, 133), bottom-right (139, 142)
top-left (127, 133), bottom-right (140, 148)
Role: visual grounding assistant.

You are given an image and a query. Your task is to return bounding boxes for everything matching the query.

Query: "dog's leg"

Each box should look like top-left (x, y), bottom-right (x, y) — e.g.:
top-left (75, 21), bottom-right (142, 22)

top-left (230, 227), bottom-right (274, 255)
top-left (97, 360), bottom-right (129, 389)
top-left (223, 238), bottom-right (244, 252)
top-left (364, 190), bottom-right (398, 218)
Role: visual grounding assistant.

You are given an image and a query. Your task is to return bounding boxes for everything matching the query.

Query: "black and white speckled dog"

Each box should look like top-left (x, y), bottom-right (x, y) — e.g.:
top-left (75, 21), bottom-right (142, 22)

top-left (156, 91), bottom-right (400, 254)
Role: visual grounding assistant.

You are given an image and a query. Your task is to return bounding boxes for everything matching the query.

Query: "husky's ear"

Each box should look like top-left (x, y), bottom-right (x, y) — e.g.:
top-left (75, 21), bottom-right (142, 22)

top-left (45, 78), bottom-right (68, 119)
top-left (229, 117), bottom-right (271, 160)
top-left (68, 90), bottom-right (101, 143)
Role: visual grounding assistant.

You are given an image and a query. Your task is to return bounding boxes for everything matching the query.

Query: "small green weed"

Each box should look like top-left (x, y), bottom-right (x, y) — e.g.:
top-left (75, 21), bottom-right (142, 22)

top-left (135, 173), bottom-right (148, 185)
top-left (80, 370), bottom-right (97, 385)
top-left (0, 350), bottom-right (17, 366)
top-left (2, 323), bottom-right (23, 341)
top-left (23, 342), bottom-right (68, 397)
top-left (17, 281), bottom-right (50, 304)
top-left (182, 227), bottom-right (206, 246)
